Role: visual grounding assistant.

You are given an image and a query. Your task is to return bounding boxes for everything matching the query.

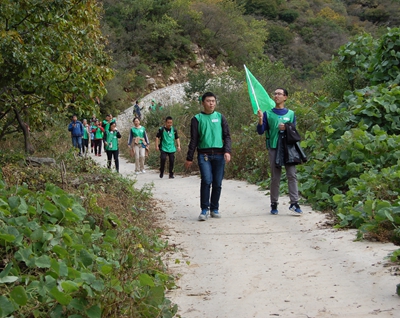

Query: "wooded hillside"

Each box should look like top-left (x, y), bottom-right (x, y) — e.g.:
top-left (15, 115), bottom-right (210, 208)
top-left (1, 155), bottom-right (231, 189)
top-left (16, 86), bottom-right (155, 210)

top-left (101, 0), bottom-right (400, 111)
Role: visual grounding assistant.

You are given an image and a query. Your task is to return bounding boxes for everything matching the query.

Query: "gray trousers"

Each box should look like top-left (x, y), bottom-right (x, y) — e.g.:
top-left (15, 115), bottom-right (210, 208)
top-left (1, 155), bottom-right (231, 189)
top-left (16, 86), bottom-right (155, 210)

top-left (268, 148), bottom-right (299, 204)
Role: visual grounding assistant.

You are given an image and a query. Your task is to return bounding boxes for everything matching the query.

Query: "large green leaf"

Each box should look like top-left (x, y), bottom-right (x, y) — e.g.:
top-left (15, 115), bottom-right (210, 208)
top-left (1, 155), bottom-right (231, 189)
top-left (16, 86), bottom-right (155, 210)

top-left (50, 286), bottom-right (72, 305)
top-left (86, 305), bottom-right (101, 318)
top-left (10, 286), bottom-right (28, 306)
top-left (0, 296), bottom-right (16, 317)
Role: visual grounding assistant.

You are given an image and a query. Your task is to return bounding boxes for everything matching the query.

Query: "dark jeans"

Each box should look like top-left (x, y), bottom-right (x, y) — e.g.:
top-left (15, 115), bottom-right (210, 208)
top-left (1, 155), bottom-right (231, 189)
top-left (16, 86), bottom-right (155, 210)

top-left (82, 138), bottom-right (89, 154)
top-left (71, 136), bottom-right (82, 154)
top-left (106, 150), bottom-right (119, 172)
top-left (160, 151), bottom-right (175, 176)
top-left (94, 139), bottom-right (102, 155)
top-left (197, 153), bottom-right (225, 211)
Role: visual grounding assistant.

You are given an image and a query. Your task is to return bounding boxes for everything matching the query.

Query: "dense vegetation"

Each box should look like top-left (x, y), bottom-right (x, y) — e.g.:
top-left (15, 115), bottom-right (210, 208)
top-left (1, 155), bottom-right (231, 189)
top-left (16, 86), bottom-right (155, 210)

top-left (101, 0), bottom-right (400, 112)
top-left (0, 139), bottom-right (178, 317)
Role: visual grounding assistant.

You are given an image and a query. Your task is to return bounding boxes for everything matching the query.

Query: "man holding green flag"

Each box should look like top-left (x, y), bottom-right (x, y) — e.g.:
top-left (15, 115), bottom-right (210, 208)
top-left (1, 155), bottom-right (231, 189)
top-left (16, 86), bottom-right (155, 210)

top-left (244, 66), bottom-right (302, 216)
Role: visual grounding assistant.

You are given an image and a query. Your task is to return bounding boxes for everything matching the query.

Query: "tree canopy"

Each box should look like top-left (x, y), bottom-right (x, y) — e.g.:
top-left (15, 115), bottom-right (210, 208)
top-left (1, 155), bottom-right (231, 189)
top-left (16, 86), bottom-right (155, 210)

top-left (0, 0), bottom-right (113, 153)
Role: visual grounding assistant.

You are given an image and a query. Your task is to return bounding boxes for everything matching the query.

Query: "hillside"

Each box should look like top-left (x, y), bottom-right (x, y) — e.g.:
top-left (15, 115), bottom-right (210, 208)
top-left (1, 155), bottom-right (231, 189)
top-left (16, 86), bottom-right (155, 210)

top-left (101, 0), bottom-right (400, 113)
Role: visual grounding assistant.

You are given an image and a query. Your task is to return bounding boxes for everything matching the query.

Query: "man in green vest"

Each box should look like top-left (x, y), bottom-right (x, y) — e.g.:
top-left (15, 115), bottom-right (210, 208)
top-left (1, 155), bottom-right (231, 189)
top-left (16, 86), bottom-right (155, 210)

top-left (156, 116), bottom-right (181, 179)
top-left (185, 92), bottom-right (232, 221)
top-left (257, 88), bottom-right (302, 215)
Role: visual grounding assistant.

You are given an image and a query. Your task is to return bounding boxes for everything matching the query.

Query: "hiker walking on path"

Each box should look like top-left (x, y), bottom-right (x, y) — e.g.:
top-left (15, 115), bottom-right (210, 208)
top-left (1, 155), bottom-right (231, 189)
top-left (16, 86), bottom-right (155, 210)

top-left (128, 117), bottom-right (149, 174)
top-left (82, 119), bottom-right (90, 156)
top-left (104, 121), bottom-right (121, 172)
top-left (68, 114), bottom-right (84, 156)
top-left (257, 88), bottom-right (302, 215)
top-left (156, 116), bottom-right (181, 179)
top-left (92, 120), bottom-right (104, 156)
top-left (185, 92), bottom-right (232, 221)
top-left (133, 100), bottom-right (143, 120)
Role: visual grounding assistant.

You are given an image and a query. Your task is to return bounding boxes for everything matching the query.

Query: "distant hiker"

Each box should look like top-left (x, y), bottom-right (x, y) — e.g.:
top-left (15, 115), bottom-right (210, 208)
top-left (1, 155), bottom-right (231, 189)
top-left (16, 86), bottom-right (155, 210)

top-left (157, 102), bottom-right (163, 111)
top-left (68, 114), bottom-right (84, 156)
top-left (92, 120), bottom-right (104, 156)
top-left (102, 114), bottom-right (116, 132)
top-left (128, 117), bottom-right (149, 174)
top-left (82, 119), bottom-right (90, 156)
top-left (133, 100), bottom-right (143, 120)
top-left (185, 92), bottom-right (232, 221)
top-left (104, 121), bottom-right (121, 172)
top-left (156, 116), bottom-right (181, 179)
top-left (90, 117), bottom-right (97, 153)
top-left (149, 99), bottom-right (157, 111)
top-left (257, 88), bottom-right (302, 215)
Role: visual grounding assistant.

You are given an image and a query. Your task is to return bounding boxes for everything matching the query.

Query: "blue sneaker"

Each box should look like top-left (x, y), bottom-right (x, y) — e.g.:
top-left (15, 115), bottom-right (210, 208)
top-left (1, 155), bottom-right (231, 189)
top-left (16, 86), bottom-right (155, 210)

top-left (289, 203), bottom-right (303, 215)
top-left (210, 210), bottom-right (221, 218)
top-left (198, 209), bottom-right (208, 221)
top-left (270, 202), bottom-right (278, 215)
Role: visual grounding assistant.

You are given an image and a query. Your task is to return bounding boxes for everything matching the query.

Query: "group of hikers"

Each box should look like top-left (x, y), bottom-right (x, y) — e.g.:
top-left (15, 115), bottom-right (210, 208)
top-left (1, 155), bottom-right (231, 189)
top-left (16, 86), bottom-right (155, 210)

top-left (67, 99), bottom-right (178, 177)
top-left (69, 89), bottom-right (304, 220)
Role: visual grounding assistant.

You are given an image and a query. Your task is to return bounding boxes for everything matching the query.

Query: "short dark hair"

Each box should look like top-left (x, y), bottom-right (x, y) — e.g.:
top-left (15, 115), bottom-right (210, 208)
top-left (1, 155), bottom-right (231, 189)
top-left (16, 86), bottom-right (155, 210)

top-left (165, 116), bottom-right (173, 121)
top-left (276, 88), bottom-right (288, 97)
top-left (109, 121), bottom-right (116, 131)
top-left (201, 92), bottom-right (216, 102)
top-left (133, 117), bottom-right (140, 122)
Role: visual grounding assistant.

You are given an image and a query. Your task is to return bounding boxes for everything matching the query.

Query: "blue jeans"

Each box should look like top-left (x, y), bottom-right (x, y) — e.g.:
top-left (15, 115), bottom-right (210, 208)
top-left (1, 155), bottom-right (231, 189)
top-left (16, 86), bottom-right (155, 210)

top-left (72, 136), bottom-right (82, 153)
top-left (197, 153), bottom-right (225, 211)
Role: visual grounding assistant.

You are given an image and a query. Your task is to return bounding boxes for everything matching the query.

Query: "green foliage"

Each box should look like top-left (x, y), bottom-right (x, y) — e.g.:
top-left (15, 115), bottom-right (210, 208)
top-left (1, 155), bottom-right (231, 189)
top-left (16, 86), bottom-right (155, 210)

top-left (0, 159), bottom-right (177, 317)
top-left (0, 0), bottom-right (113, 152)
top-left (297, 28), bottom-right (400, 245)
top-left (278, 9), bottom-right (300, 23)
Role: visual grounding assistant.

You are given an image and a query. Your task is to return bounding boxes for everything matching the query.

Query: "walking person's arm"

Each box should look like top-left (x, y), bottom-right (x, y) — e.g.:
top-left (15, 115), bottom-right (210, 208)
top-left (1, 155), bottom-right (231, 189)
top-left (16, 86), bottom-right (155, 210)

top-left (185, 117), bottom-right (198, 168)
top-left (221, 115), bottom-right (231, 163)
top-left (175, 130), bottom-right (181, 151)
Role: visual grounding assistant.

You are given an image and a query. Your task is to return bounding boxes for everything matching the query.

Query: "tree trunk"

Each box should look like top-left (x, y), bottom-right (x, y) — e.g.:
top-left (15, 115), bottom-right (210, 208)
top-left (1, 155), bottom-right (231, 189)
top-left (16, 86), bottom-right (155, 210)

top-left (13, 107), bottom-right (35, 154)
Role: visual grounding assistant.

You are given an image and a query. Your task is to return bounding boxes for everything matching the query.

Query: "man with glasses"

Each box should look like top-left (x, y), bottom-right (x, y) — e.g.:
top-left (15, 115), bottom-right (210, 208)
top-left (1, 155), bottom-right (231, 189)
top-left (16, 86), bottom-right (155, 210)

top-left (256, 88), bottom-right (303, 215)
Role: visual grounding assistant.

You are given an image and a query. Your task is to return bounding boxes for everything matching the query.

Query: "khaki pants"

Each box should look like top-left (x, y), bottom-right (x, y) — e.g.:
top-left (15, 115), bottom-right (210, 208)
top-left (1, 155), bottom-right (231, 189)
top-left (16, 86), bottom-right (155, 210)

top-left (268, 148), bottom-right (299, 204)
top-left (134, 144), bottom-right (145, 172)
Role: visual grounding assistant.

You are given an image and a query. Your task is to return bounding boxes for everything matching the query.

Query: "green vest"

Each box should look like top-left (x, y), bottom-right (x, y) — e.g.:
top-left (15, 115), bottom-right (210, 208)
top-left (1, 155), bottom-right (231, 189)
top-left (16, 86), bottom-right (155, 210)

top-left (266, 109), bottom-right (294, 149)
top-left (83, 126), bottom-right (88, 139)
top-left (94, 127), bottom-right (103, 139)
top-left (105, 131), bottom-right (119, 151)
top-left (195, 112), bottom-right (223, 149)
top-left (160, 127), bottom-right (176, 153)
top-left (131, 126), bottom-right (146, 144)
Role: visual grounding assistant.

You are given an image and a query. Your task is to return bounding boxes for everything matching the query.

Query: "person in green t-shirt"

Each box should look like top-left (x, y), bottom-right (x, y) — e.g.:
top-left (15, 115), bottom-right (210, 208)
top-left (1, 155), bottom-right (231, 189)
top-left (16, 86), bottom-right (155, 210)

top-left (156, 116), bottom-right (181, 179)
top-left (82, 119), bottom-right (90, 156)
top-left (257, 88), bottom-right (302, 215)
top-left (185, 92), bottom-right (232, 221)
top-left (104, 121), bottom-right (121, 172)
top-left (128, 117), bottom-right (149, 174)
top-left (92, 120), bottom-right (105, 156)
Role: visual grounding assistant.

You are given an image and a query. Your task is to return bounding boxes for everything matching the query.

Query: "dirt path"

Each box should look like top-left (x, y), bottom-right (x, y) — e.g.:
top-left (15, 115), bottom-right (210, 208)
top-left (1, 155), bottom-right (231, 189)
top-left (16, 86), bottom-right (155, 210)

top-left (91, 152), bottom-right (400, 317)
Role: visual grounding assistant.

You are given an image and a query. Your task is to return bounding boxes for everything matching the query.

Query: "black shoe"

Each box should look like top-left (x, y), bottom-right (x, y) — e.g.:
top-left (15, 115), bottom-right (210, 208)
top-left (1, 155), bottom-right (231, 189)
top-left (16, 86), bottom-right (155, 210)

top-left (270, 202), bottom-right (278, 215)
top-left (169, 175), bottom-right (174, 179)
top-left (159, 172), bottom-right (164, 178)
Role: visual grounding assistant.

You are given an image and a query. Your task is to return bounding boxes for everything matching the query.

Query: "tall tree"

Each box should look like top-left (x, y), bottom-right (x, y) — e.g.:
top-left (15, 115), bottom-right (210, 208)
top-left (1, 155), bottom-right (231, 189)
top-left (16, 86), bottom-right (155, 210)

top-left (0, 0), bottom-right (113, 153)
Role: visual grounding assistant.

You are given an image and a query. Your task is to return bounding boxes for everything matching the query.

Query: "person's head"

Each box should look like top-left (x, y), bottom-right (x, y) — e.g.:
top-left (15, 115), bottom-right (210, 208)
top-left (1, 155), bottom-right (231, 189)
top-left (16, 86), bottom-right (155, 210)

top-left (201, 92), bottom-right (217, 114)
top-left (165, 116), bottom-right (173, 129)
top-left (136, 100), bottom-right (139, 104)
top-left (109, 121), bottom-right (116, 131)
top-left (133, 117), bottom-right (140, 126)
top-left (273, 88), bottom-right (288, 106)
top-left (72, 114), bottom-right (78, 122)
top-left (95, 120), bottom-right (100, 126)
top-left (83, 119), bottom-right (87, 125)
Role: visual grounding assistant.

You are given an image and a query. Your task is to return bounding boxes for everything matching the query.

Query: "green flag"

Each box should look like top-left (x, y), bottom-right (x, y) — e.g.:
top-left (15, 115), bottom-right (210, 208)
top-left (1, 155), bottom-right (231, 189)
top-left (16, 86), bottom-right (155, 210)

top-left (244, 65), bottom-right (275, 114)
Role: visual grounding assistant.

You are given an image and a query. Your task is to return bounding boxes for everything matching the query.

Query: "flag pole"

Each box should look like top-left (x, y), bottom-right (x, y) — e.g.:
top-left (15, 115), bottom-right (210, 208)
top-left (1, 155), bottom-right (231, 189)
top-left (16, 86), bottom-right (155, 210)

top-left (244, 65), bottom-right (260, 111)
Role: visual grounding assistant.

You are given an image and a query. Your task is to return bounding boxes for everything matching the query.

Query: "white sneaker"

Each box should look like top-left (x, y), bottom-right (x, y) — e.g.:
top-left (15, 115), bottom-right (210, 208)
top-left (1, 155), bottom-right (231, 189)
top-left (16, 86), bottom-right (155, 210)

top-left (135, 171), bottom-right (139, 175)
top-left (141, 170), bottom-right (146, 173)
